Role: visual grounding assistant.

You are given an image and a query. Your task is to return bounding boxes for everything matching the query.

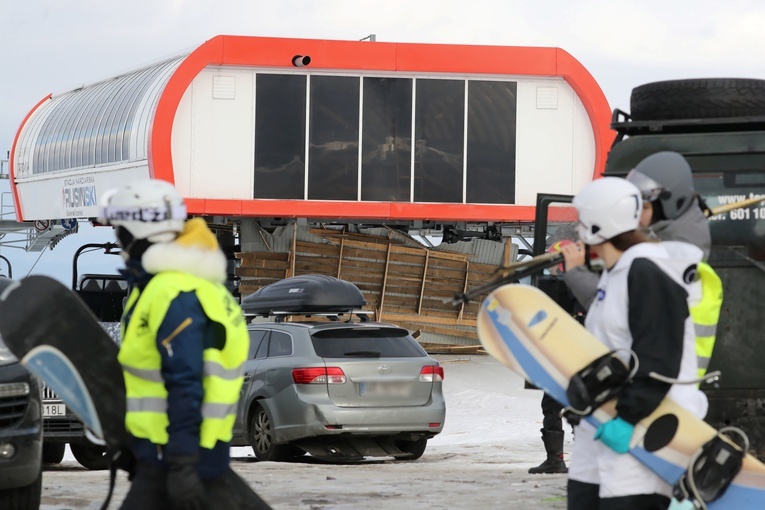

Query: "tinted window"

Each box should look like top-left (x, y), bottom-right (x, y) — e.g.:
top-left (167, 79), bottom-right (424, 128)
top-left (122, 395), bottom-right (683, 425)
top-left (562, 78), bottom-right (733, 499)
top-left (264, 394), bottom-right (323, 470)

top-left (414, 79), bottom-right (464, 203)
top-left (361, 77), bottom-right (413, 202)
top-left (308, 75), bottom-right (360, 200)
top-left (695, 168), bottom-right (765, 251)
top-left (310, 328), bottom-right (427, 358)
top-left (466, 81), bottom-right (517, 204)
top-left (254, 74), bottom-right (307, 199)
top-left (254, 333), bottom-right (269, 359)
top-left (248, 330), bottom-right (268, 359)
top-left (268, 331), bottom-right (293, 357)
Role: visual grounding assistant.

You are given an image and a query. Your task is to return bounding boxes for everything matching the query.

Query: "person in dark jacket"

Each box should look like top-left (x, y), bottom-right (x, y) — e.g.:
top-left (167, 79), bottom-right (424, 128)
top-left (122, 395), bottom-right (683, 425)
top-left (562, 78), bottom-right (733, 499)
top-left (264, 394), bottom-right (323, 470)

top-left (100, 179), bottom-right (272, 510)
top-left (562, 151), bottom-right (711, 309)
top-left (527, 239), bottom-right (578, 475)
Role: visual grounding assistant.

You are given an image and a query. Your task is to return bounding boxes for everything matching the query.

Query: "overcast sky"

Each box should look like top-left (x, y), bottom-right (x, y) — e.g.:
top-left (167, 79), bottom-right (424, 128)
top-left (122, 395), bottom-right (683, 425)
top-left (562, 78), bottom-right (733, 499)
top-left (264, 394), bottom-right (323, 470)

top-left (1, 0), bottom-right (765, 280)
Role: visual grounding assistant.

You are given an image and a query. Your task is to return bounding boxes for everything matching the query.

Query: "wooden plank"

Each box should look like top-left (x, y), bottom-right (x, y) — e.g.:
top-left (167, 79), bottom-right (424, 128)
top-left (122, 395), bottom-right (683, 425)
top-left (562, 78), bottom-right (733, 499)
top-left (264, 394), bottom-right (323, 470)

top-left (330, 258), bottom-right (386, 272)
top-left (289, 223), bottom-right (297, 277)
top-left (378, 243), bottom-right (392, 321)
top-left (295, 240), bottom-right (346, 256)
top-left (293, 259), bottom-right (344, 275)
top-left (337, 237), bottom-right (344, 278)
top-left (419, 343), bottom-right (484, 354)
top-left (236, 252), bottom-right (289, 263)
top-left (382, 305), bottom-right (458, 320)
top-left (459, 260), bottom-right (469, 321)
top-left (503, 237), bottom-right (512, 267)
top-left (380, 312), bottom-right (477, 328)
top-left (237, 259), bottom-right (290, 270)
top-left (235, 268), bottom-right (290, 279)
top-left (393, 322), bottom-right (478, 340)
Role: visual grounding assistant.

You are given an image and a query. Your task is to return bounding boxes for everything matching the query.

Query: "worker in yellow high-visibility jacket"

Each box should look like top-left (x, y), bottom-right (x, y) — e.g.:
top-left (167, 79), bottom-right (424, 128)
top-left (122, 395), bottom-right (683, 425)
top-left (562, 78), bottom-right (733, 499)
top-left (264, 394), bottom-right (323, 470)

top-left (99, 179), bottom-right (272, 510)
top-left (692, 262), bottom-right (723, 377)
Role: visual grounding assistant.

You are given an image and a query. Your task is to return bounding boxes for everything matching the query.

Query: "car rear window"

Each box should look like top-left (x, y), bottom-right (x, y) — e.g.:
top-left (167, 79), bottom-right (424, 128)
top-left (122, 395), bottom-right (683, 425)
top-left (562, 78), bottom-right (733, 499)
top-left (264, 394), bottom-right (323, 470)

top-left (310, 328), bottom-right (427, 358)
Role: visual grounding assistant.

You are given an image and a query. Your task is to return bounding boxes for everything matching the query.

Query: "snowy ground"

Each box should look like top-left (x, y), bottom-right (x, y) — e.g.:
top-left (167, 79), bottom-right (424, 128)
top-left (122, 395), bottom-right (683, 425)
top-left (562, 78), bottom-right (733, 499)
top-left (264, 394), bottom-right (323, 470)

top-left (40, 354), bottom-right (571, 509)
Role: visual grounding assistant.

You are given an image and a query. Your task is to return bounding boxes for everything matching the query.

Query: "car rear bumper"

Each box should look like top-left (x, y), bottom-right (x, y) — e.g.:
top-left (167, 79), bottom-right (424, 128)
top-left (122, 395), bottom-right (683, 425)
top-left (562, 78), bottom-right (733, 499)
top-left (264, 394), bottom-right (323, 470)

top-left (273, 389), bottom-right (446, 443)
top-left (316, 401), bottom-right (446, 433)
top-left (0, 363), bottom-right (43, 489)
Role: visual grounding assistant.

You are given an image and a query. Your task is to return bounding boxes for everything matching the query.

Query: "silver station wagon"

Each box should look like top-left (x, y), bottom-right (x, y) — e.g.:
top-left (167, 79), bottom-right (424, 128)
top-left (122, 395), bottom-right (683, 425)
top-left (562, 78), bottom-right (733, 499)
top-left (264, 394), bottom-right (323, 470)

top-left (230, 275), bottom-right (446, 462)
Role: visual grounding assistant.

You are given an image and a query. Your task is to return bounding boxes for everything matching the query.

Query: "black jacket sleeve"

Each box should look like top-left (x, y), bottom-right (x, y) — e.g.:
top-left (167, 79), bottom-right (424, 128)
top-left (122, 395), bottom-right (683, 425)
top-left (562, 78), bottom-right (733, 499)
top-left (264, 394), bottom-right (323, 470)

top-left (616, 258), bottom-right (689, 425)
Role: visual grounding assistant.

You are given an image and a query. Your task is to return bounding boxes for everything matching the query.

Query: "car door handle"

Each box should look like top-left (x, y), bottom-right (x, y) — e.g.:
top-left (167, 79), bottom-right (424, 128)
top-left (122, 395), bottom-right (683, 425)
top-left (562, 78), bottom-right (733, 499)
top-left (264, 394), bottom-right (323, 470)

top-left (243, 375), bottom-right (252, 383)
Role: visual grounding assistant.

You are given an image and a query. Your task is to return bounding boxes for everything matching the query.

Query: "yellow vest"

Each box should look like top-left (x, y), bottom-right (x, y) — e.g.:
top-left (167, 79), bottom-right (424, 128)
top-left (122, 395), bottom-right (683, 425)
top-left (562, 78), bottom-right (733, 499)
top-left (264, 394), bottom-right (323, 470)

top-left (118, 271), bottom-right (248, 448)
top-left (690, 262), bottom-right (723, 378)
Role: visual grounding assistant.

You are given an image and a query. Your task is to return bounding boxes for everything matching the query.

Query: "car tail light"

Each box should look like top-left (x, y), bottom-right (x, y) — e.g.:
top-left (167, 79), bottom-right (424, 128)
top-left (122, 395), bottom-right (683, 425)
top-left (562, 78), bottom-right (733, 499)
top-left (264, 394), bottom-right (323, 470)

top-left (292, 367), bottom-right (347, 384)
top-left (419, 365), bottom-right (444, 382)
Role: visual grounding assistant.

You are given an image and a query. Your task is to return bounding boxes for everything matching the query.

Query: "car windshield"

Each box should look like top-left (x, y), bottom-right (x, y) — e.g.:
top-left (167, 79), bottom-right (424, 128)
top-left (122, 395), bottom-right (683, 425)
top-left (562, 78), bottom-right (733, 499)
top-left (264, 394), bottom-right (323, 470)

top-left (310, 328), bottom-right (427, 358)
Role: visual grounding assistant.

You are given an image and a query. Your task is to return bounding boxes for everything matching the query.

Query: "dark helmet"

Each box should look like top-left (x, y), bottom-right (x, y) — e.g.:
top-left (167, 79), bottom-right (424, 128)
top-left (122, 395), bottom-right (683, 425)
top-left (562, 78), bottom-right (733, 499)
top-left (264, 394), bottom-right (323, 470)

top-left (626, 151), bottom-right (695, 220)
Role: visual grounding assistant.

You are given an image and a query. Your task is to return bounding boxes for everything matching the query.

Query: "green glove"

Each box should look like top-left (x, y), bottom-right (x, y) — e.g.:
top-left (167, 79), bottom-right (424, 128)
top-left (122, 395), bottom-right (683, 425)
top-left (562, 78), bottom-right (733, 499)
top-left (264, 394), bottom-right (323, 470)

top-left (594, 417), bottom-right (635, 453)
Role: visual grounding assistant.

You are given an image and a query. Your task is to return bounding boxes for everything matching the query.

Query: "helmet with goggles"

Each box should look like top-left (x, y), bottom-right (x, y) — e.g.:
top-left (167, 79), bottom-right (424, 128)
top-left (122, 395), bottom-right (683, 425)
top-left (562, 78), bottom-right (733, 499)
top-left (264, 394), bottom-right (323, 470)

top-left (626, 151), bottom-right (695, 220)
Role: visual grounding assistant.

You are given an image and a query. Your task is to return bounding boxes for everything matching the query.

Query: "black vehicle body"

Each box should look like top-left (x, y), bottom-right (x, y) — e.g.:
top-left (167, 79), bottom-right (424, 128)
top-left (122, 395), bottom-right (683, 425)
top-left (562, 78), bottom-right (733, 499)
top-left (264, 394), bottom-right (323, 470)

top-left (602, 79), bottom-right (765, 458)
top-left (0, 273), bottom-right (43, 507)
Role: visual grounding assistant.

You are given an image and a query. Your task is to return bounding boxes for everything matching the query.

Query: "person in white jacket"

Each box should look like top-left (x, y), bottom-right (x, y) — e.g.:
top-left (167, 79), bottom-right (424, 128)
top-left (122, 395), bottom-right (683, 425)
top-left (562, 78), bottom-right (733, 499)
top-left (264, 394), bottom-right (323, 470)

top-left (566, 177), bottom-right (708, 510)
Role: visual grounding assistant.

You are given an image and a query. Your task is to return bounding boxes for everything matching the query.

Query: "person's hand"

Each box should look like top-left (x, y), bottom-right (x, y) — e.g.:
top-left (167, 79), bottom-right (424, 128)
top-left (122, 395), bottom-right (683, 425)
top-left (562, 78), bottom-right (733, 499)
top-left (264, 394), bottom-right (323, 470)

top-left (560, 241), bottom-right (586, 271)
top-left (166, 456), bottom-right (206, 510)
top-left (594, 417), bottom-right (634, 453)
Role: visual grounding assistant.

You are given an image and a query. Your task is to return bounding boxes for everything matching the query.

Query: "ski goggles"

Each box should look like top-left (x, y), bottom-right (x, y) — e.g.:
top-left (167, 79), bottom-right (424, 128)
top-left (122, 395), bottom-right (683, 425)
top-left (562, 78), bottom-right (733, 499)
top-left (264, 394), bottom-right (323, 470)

top-left (626, 169), bottom-right (666, 203)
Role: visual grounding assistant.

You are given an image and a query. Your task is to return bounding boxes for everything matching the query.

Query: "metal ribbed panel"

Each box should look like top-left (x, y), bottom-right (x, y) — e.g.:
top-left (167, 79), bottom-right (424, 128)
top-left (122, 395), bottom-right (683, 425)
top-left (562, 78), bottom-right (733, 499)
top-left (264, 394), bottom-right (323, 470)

top-left (16, 56), bottom-right (185, 176)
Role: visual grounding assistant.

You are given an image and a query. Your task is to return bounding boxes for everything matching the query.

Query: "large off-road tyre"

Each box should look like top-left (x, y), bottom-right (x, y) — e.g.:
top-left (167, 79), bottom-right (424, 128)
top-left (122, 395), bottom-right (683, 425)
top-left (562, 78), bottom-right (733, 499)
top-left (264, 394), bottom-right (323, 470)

top-left (0, 470), bottom-right (42, 509)
top-left (248, 404), bottom-right (301, 462)
top-left (42, 442), bottom-right (66, 464)
top-left (395, 437), bottom-right (428, 461)
top-left (70, 443), bottom-right (109, 470)
top-left (630, 79), bottom-right (765, 121)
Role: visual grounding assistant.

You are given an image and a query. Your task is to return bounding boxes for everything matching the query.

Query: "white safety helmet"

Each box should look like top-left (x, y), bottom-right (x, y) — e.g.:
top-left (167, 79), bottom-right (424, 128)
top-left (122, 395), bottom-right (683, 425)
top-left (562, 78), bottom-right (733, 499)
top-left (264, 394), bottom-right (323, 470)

top-left (626, 151), bottom-right (695, 220)
top-left (573, 177), bottom-right (642, 245)
top-left (99, 179), bottom-right (186, 255)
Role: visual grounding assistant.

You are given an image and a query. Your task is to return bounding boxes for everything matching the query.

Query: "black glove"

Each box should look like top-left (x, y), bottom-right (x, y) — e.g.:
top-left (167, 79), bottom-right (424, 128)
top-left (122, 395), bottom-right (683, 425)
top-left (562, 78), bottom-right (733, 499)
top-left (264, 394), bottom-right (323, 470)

top-left (166, 456), bottom-right (206, 510)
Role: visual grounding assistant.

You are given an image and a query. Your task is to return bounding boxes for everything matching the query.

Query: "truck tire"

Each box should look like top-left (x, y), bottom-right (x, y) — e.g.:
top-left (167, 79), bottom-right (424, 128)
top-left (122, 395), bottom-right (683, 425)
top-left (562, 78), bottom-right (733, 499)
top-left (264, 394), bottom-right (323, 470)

top-left (70, 443), bottom-right (109, 470)
top-left (630, 79), bottom-right (765, 120)
top-left (42, 442), bottom-right (66, 464)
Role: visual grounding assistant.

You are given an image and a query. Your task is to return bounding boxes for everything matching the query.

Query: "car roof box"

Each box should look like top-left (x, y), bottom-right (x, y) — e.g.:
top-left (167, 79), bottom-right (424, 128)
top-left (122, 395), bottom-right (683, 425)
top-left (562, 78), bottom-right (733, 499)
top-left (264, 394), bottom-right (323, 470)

top-left (241, 274), bottom-right (367, 316)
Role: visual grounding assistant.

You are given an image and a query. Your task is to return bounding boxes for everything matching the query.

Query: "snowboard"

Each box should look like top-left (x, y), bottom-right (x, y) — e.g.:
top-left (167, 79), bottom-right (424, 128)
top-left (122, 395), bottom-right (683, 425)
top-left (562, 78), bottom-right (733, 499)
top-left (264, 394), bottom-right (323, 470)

top-left (0, 275), bottom-right (128, 451)
top-left (477, 283), bottom-right (765, 508)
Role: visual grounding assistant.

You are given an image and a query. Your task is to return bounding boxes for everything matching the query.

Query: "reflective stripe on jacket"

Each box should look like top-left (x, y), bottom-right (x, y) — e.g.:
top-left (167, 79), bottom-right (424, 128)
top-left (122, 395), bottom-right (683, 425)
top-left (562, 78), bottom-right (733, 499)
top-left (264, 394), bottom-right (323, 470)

top-left (119, 271), bottom-right (248, 448)
top-left (691, 262), bottom-right (723, 377)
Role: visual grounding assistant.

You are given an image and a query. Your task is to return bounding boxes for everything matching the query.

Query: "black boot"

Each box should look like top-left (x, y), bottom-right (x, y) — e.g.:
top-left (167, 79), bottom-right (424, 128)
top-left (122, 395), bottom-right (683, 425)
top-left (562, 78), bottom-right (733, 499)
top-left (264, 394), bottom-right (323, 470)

top-left (528, 429), bottom-right (567, 474)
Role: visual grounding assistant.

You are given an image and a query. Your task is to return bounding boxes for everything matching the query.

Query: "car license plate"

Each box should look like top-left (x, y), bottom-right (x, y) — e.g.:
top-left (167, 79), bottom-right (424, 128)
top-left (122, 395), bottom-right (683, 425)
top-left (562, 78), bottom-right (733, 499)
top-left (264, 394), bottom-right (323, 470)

top-left (43, 403), bottom-right (66, 417)
top-left (359, 382), bottom-right (410, 397)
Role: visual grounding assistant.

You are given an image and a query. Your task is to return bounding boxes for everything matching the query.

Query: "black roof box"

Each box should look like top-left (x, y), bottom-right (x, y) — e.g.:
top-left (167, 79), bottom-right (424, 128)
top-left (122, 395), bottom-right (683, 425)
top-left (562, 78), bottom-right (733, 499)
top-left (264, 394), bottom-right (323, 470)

top-left (241, 275), bottom-right (367, 316)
